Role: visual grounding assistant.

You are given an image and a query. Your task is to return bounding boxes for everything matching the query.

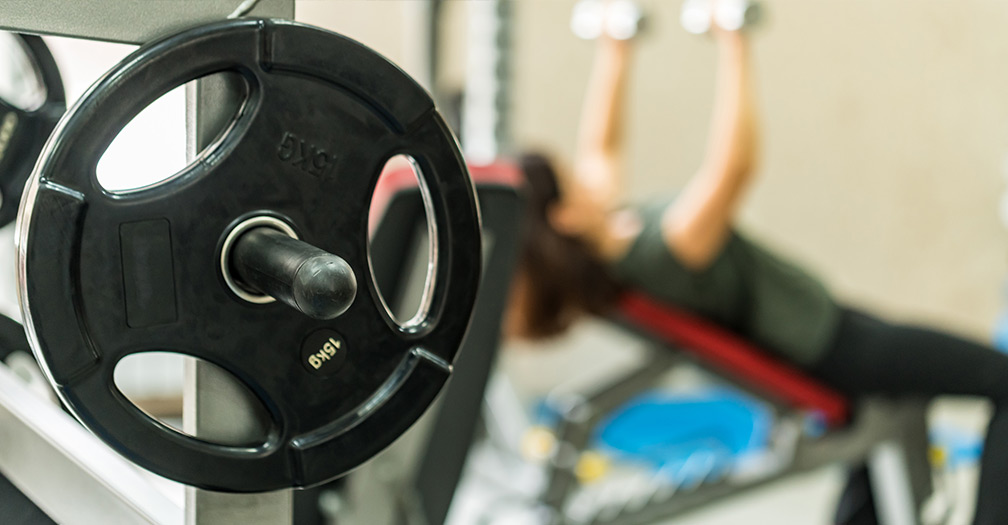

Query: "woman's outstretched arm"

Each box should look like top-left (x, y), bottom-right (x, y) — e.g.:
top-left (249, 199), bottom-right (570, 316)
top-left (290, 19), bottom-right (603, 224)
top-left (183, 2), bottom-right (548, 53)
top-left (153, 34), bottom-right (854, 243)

top-left (663, 28), bottom-right (759, 270)
top-left (573, 35), bottom-right (632, 206)
top-left (551, 33), bottom-right (634, 250)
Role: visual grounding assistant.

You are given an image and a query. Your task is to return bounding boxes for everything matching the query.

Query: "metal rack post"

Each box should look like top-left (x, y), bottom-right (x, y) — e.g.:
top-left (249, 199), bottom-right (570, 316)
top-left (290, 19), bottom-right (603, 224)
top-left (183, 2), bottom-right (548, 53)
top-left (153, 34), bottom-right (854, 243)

top-left (0, 1), bottom-right (295, 523)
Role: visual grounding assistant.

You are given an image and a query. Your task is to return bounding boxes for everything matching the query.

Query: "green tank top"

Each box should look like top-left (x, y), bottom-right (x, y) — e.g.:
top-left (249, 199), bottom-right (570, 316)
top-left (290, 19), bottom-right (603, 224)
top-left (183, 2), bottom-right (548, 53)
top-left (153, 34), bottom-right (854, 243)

top-left (611, 201), bottom-right (841, 365)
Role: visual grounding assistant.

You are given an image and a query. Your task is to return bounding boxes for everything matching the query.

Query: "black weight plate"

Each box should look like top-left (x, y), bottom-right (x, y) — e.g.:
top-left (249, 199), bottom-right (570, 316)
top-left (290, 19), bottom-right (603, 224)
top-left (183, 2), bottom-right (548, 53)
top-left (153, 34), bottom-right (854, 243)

top-left (17, 18), bottom-right (481, 492)
top-left (0, 312), bottom-right (29, 363)
top-left (0, 33), bottom-right (64, 227)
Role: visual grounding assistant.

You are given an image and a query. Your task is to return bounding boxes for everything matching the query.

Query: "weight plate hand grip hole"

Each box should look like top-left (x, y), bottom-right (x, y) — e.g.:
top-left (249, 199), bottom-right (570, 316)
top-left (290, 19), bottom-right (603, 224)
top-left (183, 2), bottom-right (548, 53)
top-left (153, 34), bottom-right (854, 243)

top-left (114, 351), bottom-right (272, 447)
top-left (96, 71), bottom-right (248, 194)
top-left (0, 32), bottom-right (49, 112)
top-left (368, 154), bottom-right (437, 329)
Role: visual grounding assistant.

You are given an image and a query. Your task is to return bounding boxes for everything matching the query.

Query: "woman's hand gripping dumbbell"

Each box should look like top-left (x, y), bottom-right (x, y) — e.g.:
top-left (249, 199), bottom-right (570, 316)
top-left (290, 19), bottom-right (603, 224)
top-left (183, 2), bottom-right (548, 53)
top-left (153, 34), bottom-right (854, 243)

top-left (571, 0), bottom-right (647, 41)
top-left (680, 0), bottom-right (761, 35)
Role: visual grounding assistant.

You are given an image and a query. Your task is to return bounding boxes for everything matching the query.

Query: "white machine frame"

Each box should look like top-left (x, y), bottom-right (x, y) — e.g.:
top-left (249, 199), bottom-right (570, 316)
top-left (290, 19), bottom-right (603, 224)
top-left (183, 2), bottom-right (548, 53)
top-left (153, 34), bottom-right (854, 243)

top-left (0, 2), bottom-right (296, 523)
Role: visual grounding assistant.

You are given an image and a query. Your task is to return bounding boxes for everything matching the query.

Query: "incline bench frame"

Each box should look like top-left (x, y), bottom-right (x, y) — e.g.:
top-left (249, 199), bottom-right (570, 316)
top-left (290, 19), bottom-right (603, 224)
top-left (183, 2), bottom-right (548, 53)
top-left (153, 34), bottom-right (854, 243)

top-left (537, 293), bottom-right (932, 525)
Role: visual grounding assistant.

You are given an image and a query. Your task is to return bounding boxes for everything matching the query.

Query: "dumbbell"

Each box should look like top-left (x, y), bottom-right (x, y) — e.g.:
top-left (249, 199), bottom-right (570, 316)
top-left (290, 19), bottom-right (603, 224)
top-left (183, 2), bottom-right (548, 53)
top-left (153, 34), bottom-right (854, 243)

top-left (571, 0), bottom-right (647, 41)
top-left (680, 0), bottom-right (761, 34)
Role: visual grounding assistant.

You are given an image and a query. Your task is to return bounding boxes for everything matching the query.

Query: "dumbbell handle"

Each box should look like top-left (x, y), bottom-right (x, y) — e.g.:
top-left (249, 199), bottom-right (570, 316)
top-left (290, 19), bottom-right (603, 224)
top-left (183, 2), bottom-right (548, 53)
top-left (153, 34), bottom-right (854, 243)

top-left (231, 227), bottom-right (357, 320)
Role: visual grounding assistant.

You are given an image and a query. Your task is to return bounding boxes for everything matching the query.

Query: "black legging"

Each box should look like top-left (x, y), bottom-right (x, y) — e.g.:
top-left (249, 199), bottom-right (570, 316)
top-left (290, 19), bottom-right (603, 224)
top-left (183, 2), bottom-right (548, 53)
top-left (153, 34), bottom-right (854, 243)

top-left (809, 308), bottom-right (1008, 525)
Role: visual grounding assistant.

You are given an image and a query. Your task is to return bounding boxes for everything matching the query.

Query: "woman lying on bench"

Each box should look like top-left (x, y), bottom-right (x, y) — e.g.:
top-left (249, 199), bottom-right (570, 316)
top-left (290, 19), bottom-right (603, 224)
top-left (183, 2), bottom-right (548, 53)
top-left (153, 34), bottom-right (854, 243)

top-left (504, 9), bottom-right (1008, 525)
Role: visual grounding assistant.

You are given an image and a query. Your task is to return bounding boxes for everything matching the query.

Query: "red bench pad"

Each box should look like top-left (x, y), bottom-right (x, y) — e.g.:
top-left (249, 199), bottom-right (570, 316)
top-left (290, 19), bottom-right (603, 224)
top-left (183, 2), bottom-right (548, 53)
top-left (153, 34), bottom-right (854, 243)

top-left (618, 292), bottom-right (849, 426)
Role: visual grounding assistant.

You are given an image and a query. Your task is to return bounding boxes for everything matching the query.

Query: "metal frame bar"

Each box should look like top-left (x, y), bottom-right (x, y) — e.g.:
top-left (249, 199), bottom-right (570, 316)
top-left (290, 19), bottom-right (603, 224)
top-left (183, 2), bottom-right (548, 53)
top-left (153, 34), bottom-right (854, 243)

top-left (538, 350), bottom-right (934, 525)
top-left (0, 364), bottom-right (183, 524)
top-left (869, 441), bottom-right (918, 525)
top-left (0, 1), bottom-right (293, 523)
top-left (540, 348), bottom-right (682, 512)
top-left (180, 4), bottom-right (294, 525)
top-left (0, 0), bottom-right (294, 44)
top-left (461, 0), bottom-right (512, 164)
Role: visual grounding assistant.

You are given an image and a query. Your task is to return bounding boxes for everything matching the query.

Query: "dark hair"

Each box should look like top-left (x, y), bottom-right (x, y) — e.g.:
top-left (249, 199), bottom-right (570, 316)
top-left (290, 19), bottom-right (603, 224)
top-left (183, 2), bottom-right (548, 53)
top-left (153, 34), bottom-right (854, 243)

top-left (514, 152), bottom-right (624, 338)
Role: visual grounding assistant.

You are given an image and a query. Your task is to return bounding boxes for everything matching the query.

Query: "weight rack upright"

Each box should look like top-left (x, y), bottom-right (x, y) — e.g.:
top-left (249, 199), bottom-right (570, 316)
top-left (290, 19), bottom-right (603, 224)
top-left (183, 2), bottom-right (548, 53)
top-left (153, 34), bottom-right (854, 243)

top-left (0, 1), bottom-right (295, 523)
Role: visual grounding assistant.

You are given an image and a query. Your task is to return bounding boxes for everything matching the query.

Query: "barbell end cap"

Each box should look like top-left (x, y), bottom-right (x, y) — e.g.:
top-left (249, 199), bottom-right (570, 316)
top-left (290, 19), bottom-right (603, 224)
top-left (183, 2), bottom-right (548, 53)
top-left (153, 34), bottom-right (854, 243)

top-left (230, 226), bottom-right (358, 320)
top-left (292, 255), bottom-right (357, 320)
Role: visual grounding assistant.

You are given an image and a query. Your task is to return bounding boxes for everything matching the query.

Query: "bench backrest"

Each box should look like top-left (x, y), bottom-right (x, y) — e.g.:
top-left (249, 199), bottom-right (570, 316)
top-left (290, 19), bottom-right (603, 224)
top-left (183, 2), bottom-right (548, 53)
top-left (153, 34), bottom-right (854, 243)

top-left (618, 292), bottom-right (850, 427)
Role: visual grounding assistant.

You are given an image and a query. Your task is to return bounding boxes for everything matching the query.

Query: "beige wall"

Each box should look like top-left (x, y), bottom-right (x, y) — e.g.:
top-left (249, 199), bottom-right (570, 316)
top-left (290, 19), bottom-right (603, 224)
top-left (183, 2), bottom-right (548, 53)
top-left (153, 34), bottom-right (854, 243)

top-left (298, 0), bottom-right (1008, 339)
top-left (512, 0), bottom-right (1008, 338)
